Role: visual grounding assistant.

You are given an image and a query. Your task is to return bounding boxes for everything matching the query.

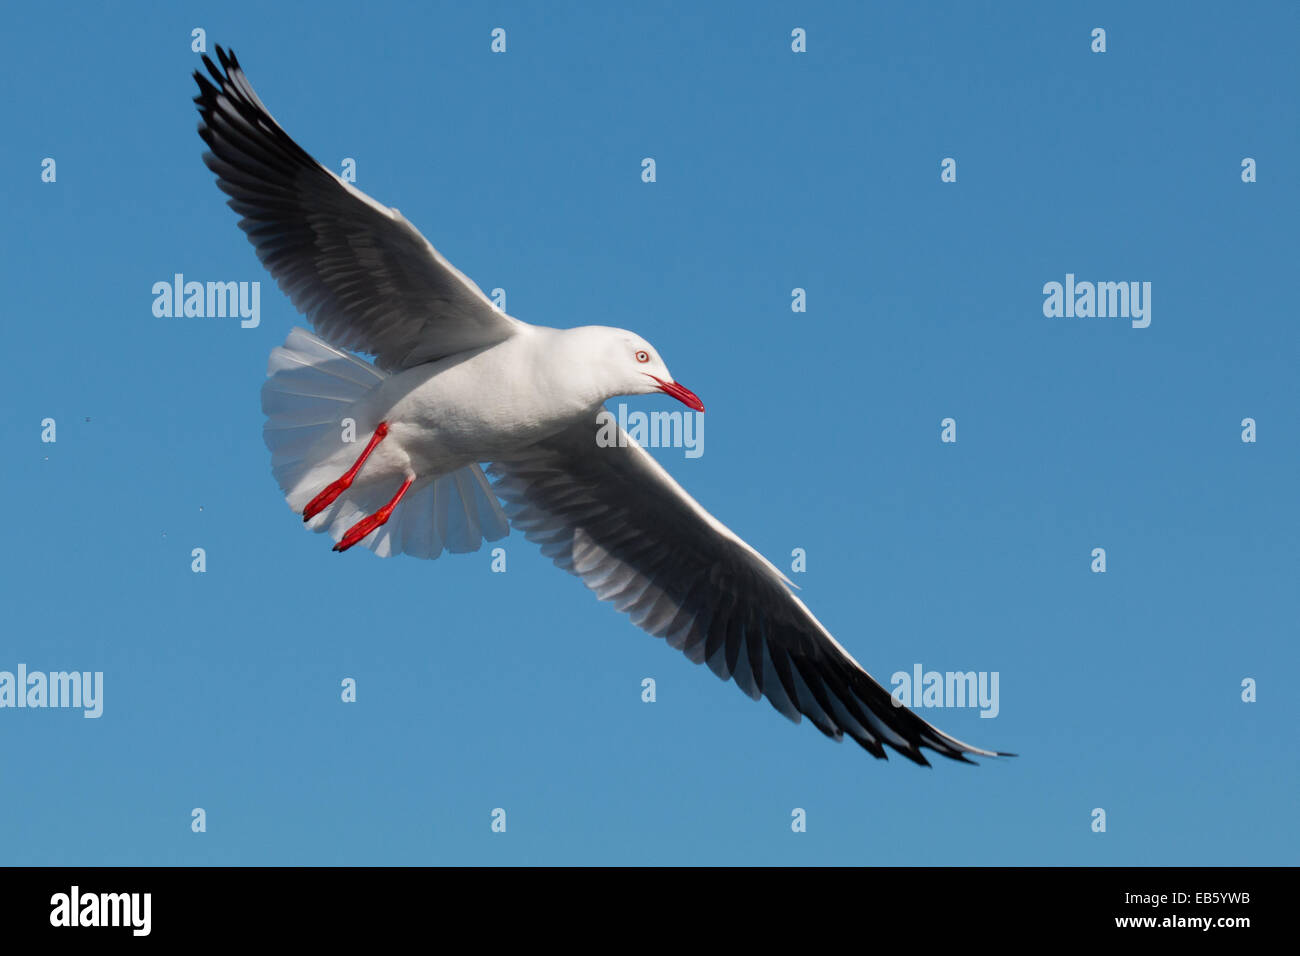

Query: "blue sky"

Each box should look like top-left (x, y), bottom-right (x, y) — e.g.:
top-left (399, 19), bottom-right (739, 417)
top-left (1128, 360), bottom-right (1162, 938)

top-left (3, 1), bottom-right (1296, 865)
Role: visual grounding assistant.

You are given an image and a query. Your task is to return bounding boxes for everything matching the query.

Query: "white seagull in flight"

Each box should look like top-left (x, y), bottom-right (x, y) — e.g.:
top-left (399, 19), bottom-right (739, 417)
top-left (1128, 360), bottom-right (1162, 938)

top-left (194, 46), bottom-right (1010, 766)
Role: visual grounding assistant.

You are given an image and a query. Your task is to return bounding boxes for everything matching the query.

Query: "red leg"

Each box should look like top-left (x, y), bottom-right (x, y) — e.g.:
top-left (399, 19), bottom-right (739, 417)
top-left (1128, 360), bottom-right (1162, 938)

top-left (303, 422), bottom-right (390, 521)
top-left (332, 475), bottom-right (415, 553)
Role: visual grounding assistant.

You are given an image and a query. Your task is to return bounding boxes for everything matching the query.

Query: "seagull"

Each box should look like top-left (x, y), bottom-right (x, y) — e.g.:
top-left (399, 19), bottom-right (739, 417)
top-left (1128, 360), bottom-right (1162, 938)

top-left (194, 46), bottom-right (1010, 766)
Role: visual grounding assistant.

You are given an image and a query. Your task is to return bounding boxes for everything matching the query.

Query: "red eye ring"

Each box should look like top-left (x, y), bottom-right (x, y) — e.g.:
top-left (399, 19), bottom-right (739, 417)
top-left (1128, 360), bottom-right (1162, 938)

top-left (635, 350), bottom-right (650, 363)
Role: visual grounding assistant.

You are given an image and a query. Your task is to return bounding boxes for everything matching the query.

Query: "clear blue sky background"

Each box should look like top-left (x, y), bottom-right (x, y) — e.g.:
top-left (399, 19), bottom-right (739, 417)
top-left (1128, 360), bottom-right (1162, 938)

top-left (3, 1), bottom-right (1296, 865)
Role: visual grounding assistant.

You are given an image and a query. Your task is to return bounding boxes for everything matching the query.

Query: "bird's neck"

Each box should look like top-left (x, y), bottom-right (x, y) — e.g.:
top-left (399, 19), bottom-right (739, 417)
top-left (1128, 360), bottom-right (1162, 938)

top-left (535, 327), bottom-right (619, 415)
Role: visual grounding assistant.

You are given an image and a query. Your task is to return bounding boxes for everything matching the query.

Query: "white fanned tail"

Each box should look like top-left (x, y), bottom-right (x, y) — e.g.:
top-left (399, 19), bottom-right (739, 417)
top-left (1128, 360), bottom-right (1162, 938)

top-left (261, 327), bottom-right (510, 558)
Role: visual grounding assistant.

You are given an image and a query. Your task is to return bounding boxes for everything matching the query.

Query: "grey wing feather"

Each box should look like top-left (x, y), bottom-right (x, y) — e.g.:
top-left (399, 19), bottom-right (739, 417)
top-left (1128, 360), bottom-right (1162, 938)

top-left (489, 420), bottom-right (1011, 765)
top-left (193, 45), bottom-right (522, 370)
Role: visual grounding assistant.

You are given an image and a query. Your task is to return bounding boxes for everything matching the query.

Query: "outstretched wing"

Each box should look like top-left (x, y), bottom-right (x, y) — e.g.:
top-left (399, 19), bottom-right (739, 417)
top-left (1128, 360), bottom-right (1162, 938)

top-left (489, 421), bottom-right (1011, 765)
top-left (194, 45), bottom-right (523, 370)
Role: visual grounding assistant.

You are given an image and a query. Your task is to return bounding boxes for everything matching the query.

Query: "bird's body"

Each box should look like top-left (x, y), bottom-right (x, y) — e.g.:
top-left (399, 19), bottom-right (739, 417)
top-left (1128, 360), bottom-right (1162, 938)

top-left (290, 330), bottom-right (579, 506)
top-left (195, 46), bottom-right (1012, 766)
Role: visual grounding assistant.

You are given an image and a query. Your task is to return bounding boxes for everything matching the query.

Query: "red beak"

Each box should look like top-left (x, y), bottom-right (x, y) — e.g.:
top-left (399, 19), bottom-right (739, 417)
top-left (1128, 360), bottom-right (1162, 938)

top-left (647, 375), bottom-right (705, 412)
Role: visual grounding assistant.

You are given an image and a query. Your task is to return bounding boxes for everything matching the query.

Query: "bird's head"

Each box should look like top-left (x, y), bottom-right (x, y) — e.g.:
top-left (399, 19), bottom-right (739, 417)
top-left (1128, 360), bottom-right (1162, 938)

top-left (567, 327), bottom-right (705, 412)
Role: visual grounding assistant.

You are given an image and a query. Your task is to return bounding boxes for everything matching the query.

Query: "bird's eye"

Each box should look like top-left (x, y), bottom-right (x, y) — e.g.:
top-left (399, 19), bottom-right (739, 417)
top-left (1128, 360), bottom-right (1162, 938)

top-left (635, 350), bottom-right (650, 363)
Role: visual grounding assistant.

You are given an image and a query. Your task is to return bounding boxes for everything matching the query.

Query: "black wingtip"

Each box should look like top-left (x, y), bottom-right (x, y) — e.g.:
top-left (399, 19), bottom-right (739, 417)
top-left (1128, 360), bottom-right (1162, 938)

top-left (193, 45), bottom-right (238, 94)
top-left (192, 49), bottom-right (226, 107)
top-left (898, 747), bottom-right (932, 768)
top-left (946, 748), bottom-right (1016, 765)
